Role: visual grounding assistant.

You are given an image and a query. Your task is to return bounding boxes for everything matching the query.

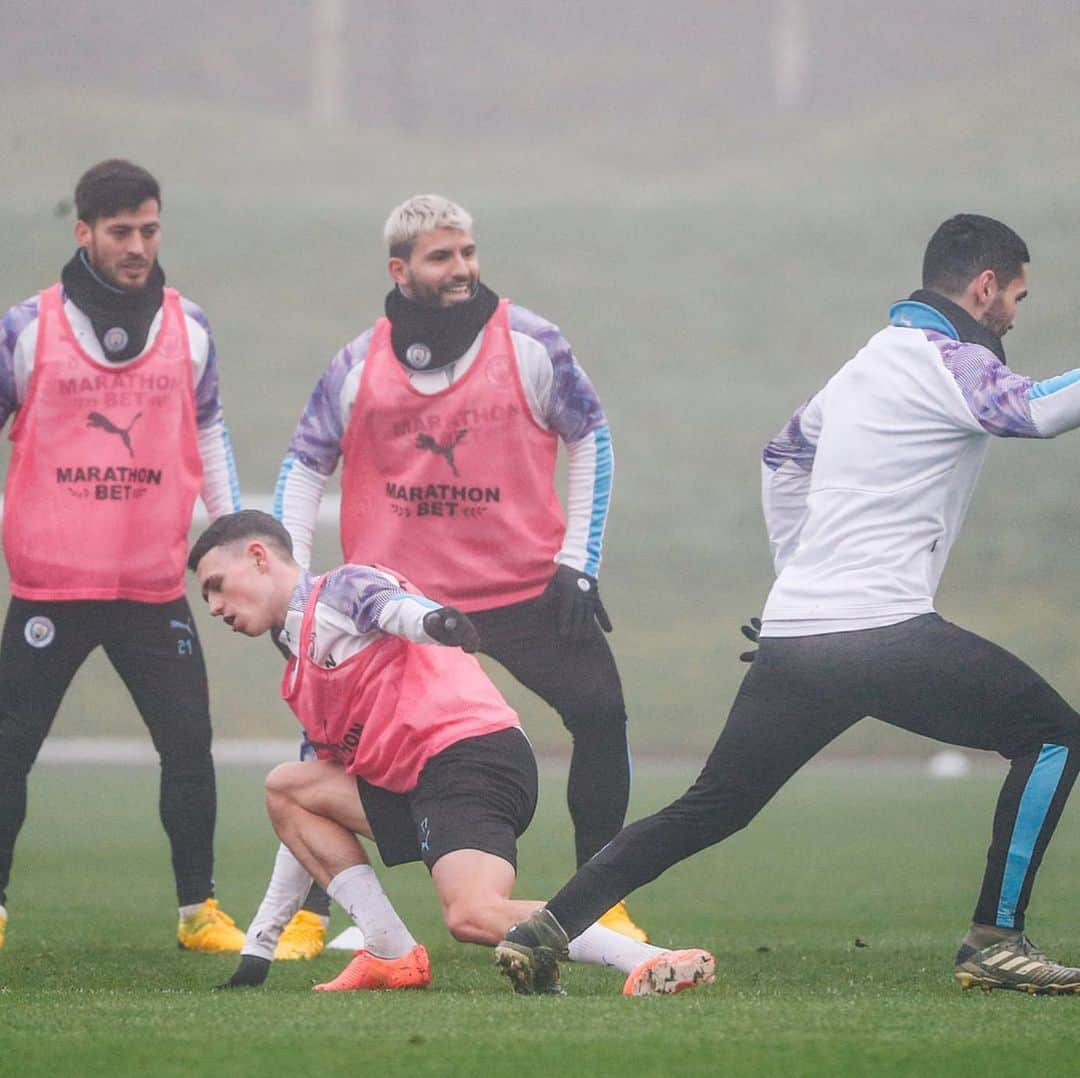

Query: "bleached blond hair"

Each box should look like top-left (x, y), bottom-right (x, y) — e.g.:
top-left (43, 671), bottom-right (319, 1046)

top-left (383, 194), bottom-right (474, 259)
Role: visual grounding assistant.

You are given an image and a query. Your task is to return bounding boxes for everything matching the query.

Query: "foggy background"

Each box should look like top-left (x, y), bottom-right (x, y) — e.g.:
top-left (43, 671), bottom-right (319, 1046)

top-left (3, 0), bottom-right (1080, 758)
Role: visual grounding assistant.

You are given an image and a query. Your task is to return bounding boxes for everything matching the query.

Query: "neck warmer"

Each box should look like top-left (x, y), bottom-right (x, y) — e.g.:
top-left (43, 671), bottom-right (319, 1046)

top-left (61, 248), bottom-right (166, 363)
top-left (385, 282), bottom-right (500, 371)
top-left (905, 288), bottom-right (1007, 364)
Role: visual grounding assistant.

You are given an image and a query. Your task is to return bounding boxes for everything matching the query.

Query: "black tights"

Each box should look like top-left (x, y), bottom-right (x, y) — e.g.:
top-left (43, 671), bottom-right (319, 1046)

top-left (548, 615), bottom-right (1080, 939)
top-left (0, 596), bottom-right (218, 907)
top-left (470, 587), bottom-right (630, 867)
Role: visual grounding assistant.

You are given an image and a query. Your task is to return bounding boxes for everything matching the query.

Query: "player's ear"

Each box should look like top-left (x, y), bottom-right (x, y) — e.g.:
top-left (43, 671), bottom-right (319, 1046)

top-left (247, 540), bottom-right (270, 571)
top-left (972, 268), bottom-right (997, 305)
top-left (388, 256), bottom-right (409, 287)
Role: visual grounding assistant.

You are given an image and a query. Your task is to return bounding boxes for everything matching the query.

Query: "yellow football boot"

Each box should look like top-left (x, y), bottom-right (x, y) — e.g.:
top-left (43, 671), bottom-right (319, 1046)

top-left (0, 905), bottom-right (6, 950)
top-left (177, 898), bottom-right (245, 952)
top-left (597, 900), bottom-right (648, 943)
top-left (274, 909), bottom-right (327, 960)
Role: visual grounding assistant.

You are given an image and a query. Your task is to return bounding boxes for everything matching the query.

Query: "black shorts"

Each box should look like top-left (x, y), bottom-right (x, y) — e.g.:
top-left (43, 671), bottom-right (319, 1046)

top-left (355, 726), bottom-right (538, 871)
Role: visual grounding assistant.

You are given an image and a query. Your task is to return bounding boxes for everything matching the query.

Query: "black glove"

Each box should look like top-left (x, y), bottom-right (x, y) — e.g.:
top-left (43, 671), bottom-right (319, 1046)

top-left (423, 607), bottom-right (480, 653)
top-left (546, 565), bottom-right (612, 639)
top-left (739, 616), bottom-right (761, 663)
top-left (214, 954), bottom-right (271, 990)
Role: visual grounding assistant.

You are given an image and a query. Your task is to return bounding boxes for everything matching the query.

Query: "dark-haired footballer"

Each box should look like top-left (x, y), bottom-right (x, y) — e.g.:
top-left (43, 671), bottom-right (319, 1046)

top-left (500, 215), bottom-right (1080, 997)
top-left (0, 159), bottom-right (244, 954)
top-left (190, 510), bottom-right (712, 996)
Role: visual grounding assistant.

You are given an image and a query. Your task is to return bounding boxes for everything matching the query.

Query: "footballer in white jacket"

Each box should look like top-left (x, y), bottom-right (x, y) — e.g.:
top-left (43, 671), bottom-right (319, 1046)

top-left (498, 214), bottom-right (1080, 998)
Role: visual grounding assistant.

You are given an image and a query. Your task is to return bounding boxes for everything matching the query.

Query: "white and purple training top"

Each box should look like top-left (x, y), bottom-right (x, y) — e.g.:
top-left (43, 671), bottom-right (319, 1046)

top-left (759, 300), bottom-right (1080, 637)
top-left (277, 564), bottom-right (442, 671)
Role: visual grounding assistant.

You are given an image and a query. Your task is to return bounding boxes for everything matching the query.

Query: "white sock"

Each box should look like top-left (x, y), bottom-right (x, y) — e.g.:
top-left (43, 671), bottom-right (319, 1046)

top-left (242, 844), bottom-right (314, 960)
top-left (567, 922), bottom-right (666, 974)
top-left (178, 901), bottom-right (207, 920)
top-left (326, 864), bottom-right (417, 959)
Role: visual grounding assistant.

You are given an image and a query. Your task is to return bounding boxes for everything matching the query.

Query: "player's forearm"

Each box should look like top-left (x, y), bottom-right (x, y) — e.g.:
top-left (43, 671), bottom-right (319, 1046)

top-left (197, 419), bottom-right (241, 519)
top-left (762, 459), bottom-right (810, 575)
top-left (1025, 369), bottom-right (1080, 437)
top-left (760, 393), bottom-right (820, 573)
top-left (557, 426), bottom-right (613, 576)
top-left (377, 594), bottom-right (442, 643)
top-left (274, 455), bottom-right (327, 569)
top-left (368, 589), bottom-right (478, 651)
top-left (317, 566), bottom-right (439, 642)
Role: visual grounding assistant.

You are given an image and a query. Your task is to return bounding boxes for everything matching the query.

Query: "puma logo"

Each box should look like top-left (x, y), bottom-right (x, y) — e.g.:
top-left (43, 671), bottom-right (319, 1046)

top-left (415, 429), bottom-right (467, 476)
top-left (87, 411), bottom-right (142, 458)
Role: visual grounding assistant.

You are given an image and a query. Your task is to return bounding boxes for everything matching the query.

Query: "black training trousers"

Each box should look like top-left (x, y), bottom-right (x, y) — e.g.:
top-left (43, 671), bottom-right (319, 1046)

top-left (547, 614), bottom-right (1080, 938)
top-left (0, 596), bottom-right (217, 907)
top-left (469, 586), bottom-right (630, 867)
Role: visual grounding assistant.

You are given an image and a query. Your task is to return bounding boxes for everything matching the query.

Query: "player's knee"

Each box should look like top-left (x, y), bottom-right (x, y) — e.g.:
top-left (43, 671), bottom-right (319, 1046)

top-left (264, 763), bottom-right (301, 817)
top-left (997, 685), bottom-right (1080, 759)
top-left (158, 744), bottom-right (212, 777)
top-left (559, 703), bottom-right (628, 743)
top-left (0, 730), bottom-right (43, 774)
top-left (1000, 732), bottom-right (1080, 762)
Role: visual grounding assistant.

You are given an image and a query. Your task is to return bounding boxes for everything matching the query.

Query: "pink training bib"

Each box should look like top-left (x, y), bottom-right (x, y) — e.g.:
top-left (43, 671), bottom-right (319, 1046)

top-left (339, 300), bottom-right (565, 612)
top-left (3, 284), bottom-right (203, 601)
top-left (281, 570), bottom-right (520, 793)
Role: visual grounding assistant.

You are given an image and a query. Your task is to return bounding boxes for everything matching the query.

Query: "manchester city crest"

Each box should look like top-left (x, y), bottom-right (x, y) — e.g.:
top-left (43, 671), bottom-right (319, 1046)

top-left (103, 326), bottom-right (129, 353)
top-left (24, 616), bottom-right (56, 649)
top-left (405, 343), bottom-right (432, 369)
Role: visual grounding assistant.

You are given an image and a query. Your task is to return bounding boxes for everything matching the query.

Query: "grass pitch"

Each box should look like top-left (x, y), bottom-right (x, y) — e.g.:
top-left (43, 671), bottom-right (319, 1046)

top-left (2, 759), bottom-right (1079, 1077)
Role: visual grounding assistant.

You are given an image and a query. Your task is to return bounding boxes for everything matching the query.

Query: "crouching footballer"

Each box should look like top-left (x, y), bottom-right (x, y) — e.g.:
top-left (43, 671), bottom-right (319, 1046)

top-left (189, 511), bottom-right (714, 996)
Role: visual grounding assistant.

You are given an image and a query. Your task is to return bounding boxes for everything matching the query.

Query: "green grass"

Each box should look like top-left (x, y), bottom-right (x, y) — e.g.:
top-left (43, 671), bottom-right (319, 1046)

top-left (2, 761), bottom-right (1079, 1077)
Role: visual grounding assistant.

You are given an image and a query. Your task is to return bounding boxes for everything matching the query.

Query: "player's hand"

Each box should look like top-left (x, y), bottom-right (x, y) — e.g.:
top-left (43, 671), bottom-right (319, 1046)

top-left (214, 954), bottom-right (271, 990)
top-left (423, 607), bottom-right (480, 653)
top-left (739, 617), bottom-right (761, 663)
top-left (547, 565), bottom-right (612, 639)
